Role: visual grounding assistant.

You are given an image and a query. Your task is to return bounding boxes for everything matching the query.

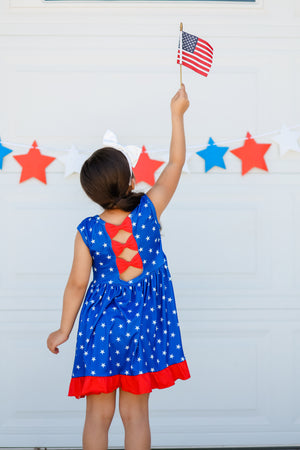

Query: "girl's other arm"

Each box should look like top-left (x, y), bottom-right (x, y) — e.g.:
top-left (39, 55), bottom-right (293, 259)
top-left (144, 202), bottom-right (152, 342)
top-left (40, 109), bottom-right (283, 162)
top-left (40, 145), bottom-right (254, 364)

top-left (147, 84), bottom-right (189, 220)
top-left (47, 231), bottom-right (92, 354)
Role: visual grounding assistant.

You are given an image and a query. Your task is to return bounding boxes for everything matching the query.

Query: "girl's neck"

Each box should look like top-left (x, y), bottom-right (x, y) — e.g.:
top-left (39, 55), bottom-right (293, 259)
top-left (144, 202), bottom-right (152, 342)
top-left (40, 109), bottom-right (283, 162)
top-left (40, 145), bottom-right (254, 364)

top-left (99, 208), bottom-right (130, 225)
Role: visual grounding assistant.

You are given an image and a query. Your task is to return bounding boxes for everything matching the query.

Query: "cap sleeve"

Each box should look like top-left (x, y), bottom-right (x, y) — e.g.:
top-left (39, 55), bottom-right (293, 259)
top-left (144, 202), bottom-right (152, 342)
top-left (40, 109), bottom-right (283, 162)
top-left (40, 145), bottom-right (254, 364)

top-left (142, 194), bottom-right (159, 223)
top-left (77, 218), bottom-right (91, 247)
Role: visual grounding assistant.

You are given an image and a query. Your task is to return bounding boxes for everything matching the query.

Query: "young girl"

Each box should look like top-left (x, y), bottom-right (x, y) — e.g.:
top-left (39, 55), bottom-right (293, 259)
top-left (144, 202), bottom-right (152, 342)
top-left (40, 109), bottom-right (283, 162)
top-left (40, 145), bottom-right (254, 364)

top-left (47, 84), bottom-right (190, 450)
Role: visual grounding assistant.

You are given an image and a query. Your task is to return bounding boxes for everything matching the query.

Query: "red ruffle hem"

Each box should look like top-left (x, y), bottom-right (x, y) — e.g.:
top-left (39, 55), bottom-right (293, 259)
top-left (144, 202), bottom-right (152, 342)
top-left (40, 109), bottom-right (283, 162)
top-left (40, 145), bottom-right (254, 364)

top-left (68, 360), bottom-right (190, 398)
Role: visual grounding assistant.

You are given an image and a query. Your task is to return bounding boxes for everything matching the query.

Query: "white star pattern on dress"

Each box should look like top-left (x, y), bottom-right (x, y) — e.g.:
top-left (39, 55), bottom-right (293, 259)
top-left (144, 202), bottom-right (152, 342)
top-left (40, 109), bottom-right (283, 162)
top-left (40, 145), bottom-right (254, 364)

top-left (71, 194), bottom-right (187, 385)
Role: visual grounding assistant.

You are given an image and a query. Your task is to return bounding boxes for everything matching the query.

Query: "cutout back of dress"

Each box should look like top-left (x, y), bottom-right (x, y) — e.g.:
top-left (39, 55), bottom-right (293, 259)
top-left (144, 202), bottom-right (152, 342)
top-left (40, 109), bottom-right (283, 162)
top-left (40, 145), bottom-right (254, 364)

top-left (105, 216), bottom-right (143, 282)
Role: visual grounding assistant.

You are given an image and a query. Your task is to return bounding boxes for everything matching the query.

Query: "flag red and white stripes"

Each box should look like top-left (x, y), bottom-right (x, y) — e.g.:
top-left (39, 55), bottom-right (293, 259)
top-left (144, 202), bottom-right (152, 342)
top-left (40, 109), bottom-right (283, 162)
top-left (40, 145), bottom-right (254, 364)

top-left (177, 31), bottom-right (213, 77)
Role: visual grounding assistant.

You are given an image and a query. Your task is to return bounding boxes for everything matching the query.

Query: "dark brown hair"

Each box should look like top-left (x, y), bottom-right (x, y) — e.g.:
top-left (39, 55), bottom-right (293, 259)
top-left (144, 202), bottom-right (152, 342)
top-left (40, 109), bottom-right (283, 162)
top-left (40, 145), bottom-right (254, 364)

top-left (80, 147), bottom-right (143, 211)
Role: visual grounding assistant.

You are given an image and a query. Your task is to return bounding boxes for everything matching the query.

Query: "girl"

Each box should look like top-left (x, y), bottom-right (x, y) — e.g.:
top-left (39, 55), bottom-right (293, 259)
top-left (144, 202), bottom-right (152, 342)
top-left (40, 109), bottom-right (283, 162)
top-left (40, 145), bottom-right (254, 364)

top-left (47, 84), bottom-right (190, 450)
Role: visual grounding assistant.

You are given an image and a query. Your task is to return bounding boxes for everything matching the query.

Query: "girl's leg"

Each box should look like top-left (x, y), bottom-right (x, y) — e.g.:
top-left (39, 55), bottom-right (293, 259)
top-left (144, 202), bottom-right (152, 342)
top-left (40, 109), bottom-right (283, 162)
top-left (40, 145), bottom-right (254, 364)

top-left (83, 391), bottom-right (116, 450)
top-left (119, 389), bottom-right (151, 450)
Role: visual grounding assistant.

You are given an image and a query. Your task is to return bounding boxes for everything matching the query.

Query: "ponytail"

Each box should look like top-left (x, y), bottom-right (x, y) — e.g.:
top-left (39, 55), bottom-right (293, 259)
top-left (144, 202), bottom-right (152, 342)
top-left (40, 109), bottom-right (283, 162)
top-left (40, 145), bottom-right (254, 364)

top-left (103, 190), bottom-right (143, 212)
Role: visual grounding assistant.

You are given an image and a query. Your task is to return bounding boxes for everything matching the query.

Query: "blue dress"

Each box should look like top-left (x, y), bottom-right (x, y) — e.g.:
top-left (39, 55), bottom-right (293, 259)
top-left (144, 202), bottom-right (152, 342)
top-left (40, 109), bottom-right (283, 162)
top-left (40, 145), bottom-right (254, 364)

top-left (68, 194), bottom-right (190, 398)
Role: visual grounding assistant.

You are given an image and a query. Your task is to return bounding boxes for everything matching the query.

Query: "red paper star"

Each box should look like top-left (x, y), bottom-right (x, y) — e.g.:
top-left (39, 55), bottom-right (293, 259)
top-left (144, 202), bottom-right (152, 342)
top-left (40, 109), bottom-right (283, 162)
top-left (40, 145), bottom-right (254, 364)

top-left (230, 132), bottom-right (272, 176)
top-left (13, 140), bottom-right (56, 184)
top-left (133, 145), bottom-right (164, 185)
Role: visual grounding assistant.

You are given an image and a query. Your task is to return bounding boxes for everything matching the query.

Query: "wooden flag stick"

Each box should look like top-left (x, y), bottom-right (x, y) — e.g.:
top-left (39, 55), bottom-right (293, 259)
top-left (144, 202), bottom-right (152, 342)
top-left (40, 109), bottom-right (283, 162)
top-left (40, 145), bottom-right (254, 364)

top-left (180, 22), bottom-right (183, 86)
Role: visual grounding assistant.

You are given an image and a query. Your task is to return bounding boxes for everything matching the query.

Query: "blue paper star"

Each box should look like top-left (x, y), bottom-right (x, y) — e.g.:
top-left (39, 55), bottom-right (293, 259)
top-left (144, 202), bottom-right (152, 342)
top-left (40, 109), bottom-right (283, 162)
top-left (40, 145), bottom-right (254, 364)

top-left (0, 138), bottom-right (13, 170)
top-left (197, 137), bottom-right (229, 172)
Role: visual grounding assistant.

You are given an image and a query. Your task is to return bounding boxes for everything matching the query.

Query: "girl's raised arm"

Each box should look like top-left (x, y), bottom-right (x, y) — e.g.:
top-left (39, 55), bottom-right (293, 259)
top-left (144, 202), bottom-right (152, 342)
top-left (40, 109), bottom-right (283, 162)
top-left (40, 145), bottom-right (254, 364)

top-left (147, 84), bottom-right (189, 220)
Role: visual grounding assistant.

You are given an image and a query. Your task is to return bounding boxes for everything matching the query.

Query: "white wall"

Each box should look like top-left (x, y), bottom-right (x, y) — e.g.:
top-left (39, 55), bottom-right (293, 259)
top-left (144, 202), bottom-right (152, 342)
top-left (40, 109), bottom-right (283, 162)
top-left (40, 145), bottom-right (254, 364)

top-left (1, 0), bottom-right (300, 447)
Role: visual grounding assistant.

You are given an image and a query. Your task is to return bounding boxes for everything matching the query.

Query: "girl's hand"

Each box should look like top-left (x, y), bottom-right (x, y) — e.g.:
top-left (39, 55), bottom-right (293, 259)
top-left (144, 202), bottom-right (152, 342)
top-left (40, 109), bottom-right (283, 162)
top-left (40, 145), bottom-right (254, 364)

top-left (47, 329), bottom-right (69, 354)
top-left (171, 84), bottom-right (190, 118)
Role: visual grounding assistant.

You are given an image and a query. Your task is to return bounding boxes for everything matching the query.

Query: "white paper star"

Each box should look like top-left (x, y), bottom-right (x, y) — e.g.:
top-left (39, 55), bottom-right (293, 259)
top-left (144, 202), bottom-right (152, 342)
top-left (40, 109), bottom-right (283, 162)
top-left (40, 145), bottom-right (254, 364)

top-left (272, 125), bottom-right (300, 156)
top-left (58, 145), bottom-right (88, 177)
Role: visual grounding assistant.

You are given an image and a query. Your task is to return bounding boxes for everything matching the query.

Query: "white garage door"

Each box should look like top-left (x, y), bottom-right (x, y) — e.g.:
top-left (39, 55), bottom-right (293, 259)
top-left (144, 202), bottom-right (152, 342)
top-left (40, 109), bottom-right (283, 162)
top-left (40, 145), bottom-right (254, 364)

top-left (1, 0), bottom-right (300, 447)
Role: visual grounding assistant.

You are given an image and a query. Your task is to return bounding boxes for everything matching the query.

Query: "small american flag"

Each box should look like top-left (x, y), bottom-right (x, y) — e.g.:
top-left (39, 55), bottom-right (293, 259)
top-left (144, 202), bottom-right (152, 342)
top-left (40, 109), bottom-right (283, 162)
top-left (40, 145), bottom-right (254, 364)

top-left (177, 30), bottom-right (213, 77)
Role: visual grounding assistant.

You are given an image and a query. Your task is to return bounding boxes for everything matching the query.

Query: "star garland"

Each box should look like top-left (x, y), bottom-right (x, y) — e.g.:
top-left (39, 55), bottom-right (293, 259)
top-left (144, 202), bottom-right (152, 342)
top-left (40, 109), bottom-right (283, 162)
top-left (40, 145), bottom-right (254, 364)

top-left (133, 146), bottom-right (164, 185)
top-left (13, 140), bottom-right (56, 184)
top-left (0, 138), bottom-right (13, 170)
top-left (57, 145), bottom-right (88, 177)
top-left (197, 138), bottom-right (229, 172)
top-left (230, 132), bottom-right (272, 176)
top-left (1, 125), bottom-right (300, 185)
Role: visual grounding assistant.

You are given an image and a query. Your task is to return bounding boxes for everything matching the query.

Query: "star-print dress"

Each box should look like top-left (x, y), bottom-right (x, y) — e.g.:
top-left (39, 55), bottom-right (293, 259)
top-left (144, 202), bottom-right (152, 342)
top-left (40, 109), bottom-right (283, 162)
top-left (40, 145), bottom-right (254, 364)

top-left (68, 194), bottom-right (190, 398)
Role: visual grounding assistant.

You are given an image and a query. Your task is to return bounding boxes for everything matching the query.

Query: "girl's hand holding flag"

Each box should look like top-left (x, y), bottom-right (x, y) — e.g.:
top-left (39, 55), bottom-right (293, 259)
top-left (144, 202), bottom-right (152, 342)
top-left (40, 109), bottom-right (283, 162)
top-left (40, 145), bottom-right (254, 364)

top-left (171, 83), bottom-right (190, 118)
